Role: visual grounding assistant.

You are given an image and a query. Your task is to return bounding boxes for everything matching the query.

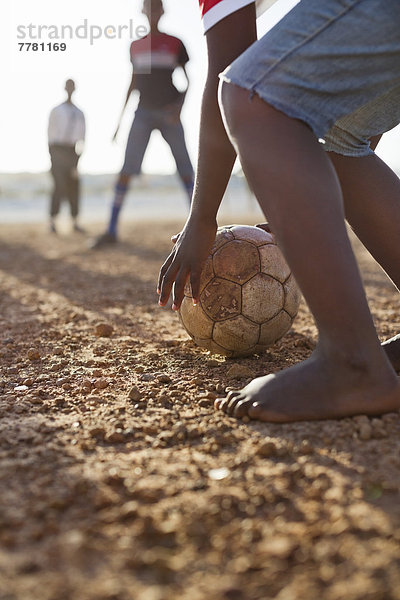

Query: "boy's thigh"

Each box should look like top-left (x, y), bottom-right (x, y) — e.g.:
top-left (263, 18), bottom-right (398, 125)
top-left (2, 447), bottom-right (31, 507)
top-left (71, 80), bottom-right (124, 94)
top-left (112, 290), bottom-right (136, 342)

top-left (223, 0), bottom-right (400, 145)
top-left (121, 108), bottom-right (154, 175)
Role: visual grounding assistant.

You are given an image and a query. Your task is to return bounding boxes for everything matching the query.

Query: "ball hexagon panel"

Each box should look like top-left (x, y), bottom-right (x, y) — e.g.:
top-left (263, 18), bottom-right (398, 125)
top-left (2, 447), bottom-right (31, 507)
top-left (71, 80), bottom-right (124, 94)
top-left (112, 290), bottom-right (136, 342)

top-left (284, 274), bottom-right (301, 318)
top-left (242, 273), bottom-right (284, 323)
top-left (179, 296), bottom-right (213, 340)
top-left (259, 244), bottom-right (291, 283)
top-left (200, 277), bottom-right (241, 321)
top-left (213, 240), bottom-right (260, 284)
top-left (231, 225), bottom-right (274, 246)
top-left (184, 255), bottom-right (214, 298)
top-left (259, 311), bottom-right (292, 346)
top-left (213, 315), bottom-right (260, 352)
top-left (212, 228), bottom-right (235, 252)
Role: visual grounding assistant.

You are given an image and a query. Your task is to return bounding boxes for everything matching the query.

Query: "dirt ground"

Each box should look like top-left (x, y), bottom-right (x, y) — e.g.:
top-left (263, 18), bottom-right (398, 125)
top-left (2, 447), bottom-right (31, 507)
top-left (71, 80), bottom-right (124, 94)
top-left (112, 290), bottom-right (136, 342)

top-left (1, 219), bottom-right (400, 600)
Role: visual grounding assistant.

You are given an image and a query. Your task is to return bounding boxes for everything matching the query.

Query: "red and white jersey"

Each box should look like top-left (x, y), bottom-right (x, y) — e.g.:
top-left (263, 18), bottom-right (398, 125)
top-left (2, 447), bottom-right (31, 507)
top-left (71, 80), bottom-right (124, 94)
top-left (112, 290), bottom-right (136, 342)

top-left (130, 32), bottom-right (188, 73)
top-left (199, 0), bottom-right (278, 32)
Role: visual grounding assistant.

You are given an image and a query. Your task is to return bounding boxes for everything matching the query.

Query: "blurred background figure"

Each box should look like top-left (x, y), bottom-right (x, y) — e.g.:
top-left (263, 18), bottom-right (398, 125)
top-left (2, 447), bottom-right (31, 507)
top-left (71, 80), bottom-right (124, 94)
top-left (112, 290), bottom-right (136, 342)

top-left (91, 0), bottom-right (194, 249)
top-left (48, 79), bottom-right (86, 234)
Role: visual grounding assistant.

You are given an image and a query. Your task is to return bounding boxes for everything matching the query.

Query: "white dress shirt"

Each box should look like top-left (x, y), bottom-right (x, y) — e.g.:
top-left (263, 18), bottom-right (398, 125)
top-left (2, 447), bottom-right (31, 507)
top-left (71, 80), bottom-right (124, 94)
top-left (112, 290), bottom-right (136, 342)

top-left (48, 102), bottom-right (86, 147)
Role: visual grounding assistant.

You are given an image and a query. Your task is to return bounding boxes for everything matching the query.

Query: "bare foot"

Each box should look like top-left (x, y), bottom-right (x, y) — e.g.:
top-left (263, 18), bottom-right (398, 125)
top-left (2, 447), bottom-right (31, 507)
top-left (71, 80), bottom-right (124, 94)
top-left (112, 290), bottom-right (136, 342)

top-left (215, 351), bottom-right (400, 423)
top-left (382, 334), bottom-right (400, 373)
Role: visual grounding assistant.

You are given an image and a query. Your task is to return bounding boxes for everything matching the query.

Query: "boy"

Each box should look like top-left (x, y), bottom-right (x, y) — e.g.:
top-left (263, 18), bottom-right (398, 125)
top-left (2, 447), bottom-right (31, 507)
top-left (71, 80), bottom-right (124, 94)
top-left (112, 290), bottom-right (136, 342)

top-left (158, 0), bottom-right (400, 422)
top-left (48, 79), bottom-right (86, 234)
top-left (92, 0), bottom-right (194, 248)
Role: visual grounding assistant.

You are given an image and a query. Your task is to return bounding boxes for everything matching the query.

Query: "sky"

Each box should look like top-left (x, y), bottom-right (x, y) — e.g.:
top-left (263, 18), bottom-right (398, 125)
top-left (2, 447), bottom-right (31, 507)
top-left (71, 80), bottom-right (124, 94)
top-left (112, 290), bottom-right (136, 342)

top-left (1, 0), bottom-right (399, 175)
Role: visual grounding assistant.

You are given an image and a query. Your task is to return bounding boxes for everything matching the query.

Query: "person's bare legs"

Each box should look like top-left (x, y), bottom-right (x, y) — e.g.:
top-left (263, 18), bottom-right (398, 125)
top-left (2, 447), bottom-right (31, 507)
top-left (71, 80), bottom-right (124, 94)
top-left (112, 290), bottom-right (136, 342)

top-left (329, 150), bottom-right (400, 371)
top-left (214, 82), bottom-right (400, 422)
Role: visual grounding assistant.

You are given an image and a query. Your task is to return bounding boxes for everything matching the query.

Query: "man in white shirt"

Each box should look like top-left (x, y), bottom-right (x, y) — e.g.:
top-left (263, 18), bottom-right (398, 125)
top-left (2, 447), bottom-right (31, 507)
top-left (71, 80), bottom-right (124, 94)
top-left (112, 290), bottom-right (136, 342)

top-left (48, 79), bottom-right (86, 233)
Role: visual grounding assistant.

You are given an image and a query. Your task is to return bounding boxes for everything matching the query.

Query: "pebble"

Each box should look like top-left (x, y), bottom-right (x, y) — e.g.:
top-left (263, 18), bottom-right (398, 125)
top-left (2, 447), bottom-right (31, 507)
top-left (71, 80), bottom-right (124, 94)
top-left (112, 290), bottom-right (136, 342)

top-left (140, 373), bottom-right (155, 382)
top-left (199, 398), bottom-right (213, 408)
top-left (129, 386), bottom-right (142, 401)
top-left (27, 348), bottom-right (41, 361)
top-left (358, 423), bottom-right (372, 441)
top-left (157, 374), bottom-right (172, 384)
top-left (208, 467), bottom-right (230, 481)
top-left (226, 364), bottom-right (255, 380)
top-left (256, 440), bottom-right (278, 458)
top-left (95, 323), bottom-right (114, 338)
top-left (298, 440), bottom-right (314, 455)
top-left (89, 427), bottom-right (105, 439)
top-left (105, 430), bottom-right (125, 443)
top-left (206, 359), bottom-right (221, 368)
top-left (94, 378), bottom-right (109, 390)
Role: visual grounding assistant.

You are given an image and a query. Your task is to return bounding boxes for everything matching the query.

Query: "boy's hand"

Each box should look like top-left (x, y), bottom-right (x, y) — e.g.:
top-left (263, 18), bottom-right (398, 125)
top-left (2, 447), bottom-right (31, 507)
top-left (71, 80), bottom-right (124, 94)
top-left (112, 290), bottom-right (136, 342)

top-left (164, 93), bottom-right (186, 125)
top-left (158, 218), bottom-right (217, 311)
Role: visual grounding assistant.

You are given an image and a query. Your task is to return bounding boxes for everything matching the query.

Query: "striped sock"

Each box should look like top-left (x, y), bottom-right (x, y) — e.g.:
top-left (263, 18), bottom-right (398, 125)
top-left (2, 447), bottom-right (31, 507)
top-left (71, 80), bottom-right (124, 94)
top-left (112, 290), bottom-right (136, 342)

top-left (107, 182), bottom-right (128, 236)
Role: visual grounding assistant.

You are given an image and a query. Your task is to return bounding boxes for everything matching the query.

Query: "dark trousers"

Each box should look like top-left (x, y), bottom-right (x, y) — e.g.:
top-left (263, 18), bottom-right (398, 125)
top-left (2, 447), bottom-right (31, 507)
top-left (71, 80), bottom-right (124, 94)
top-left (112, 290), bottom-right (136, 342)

top-left (49, 145), bottom-right (80, 218)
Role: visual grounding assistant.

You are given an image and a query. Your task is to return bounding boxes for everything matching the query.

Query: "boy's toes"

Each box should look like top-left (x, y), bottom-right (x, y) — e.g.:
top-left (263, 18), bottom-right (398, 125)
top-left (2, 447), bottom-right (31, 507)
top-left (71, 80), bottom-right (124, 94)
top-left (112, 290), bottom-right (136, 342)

top-left (232, 398), bottom-right (253, 418)
top-left (226, 394), bottom-right (246, 415)
top-left (215, 397), bottom-right (229, 411)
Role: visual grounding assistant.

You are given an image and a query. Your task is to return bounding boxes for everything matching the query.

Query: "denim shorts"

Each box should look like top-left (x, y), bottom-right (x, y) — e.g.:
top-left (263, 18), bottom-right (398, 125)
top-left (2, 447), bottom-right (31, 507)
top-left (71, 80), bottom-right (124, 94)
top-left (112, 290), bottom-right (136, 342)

top-left (222, 0), bottom-right (400, 157)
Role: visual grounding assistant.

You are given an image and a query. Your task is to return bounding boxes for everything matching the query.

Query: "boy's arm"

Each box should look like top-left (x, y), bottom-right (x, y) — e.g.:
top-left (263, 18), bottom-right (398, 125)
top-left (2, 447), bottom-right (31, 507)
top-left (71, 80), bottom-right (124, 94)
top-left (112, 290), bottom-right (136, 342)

top-left (165, 64), bottom-right (190, 124)
top-left (158, 4), bottom-right (257, 309)
top-left (113, 69), bottom-right (136, 141)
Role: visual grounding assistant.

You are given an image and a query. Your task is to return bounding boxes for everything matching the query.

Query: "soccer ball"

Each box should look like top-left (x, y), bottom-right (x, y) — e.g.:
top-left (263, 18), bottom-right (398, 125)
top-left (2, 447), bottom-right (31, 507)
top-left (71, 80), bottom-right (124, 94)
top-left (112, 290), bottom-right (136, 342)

top-left (178, 225), bottom-right (301, 358)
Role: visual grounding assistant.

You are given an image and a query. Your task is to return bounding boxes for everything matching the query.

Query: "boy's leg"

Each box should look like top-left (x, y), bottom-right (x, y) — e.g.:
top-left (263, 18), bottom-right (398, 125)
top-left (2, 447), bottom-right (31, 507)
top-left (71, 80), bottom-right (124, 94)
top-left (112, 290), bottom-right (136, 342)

top-left (49, 147), bottom-right (64, 233)
top-left (107, 173), bottom-right (131, 237)
top-left (215, 83), bottom-right (399, 422)
top-left (91, 108), bottom-right (153, 248)
top-left (67, 151), bottom-right (83, 231)
top-left (329, 151), bottom-right (400, 370)
top-left (160, 118), bottom-right (194, 206)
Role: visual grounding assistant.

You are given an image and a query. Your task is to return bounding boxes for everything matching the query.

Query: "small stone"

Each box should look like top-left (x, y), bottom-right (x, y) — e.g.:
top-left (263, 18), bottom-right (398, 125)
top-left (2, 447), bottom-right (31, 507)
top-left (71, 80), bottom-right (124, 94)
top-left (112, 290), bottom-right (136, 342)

top-left (89, 427), bottom-right (105, 439)
top-left (206, 359), bottom-right (220, 368)
top-left (208, 467), bottom-right (230, 481)
top-left (23, 378), bottom-right (34, 386)
top-left (105, 430), bottom-right (125, 443)
top-left (199, 398), bottom-right (213, 407)
top-left (140, 373), bottom-right (155, 382)
top-left (158, 374), bottom-right (172, 384)
top-left (359, 423), bottom-right (372, 441)
top-left (95, 323), bottom-right (114, 337)
top-left (94, 378), bottom-right (109, 390)
top-left (298, 440), bottom-right (314, 455)
top-left (27, 348), bottom-right (40, 361)
top-left (92, 369), bottom-right (103, 377)
top-left (128, 386), bottom-right (142, 401)
top-left (226, 364), bottom-right (255, 380)
top-left (256, 440), bottom-right (278, 457)
top-left (14, 385), bottom-right (29, 392)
